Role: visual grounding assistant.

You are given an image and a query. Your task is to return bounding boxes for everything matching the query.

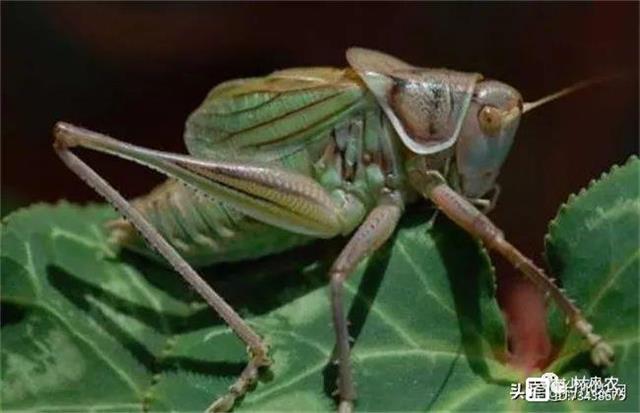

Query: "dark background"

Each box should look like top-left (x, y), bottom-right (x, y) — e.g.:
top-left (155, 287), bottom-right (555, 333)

top-left (1, 2), bottom-right (638, 365)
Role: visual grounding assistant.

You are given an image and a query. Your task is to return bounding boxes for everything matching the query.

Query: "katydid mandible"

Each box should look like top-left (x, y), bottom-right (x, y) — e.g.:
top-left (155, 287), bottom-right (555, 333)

top-left (53, 48), bottom-right (614, 413)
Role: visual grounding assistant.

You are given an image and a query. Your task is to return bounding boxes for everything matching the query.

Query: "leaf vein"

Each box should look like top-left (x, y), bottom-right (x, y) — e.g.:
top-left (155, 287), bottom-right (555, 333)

top-left (396, 242), bottom-right (456, 316)
top-left (585, 249), bottom-right (640, 316)
top-left (344, 283), bottom-right (421, 349)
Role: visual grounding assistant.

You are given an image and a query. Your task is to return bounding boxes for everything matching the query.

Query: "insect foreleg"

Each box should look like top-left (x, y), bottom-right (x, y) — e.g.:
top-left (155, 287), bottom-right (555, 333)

top-left (329, 196), bottom-right (403, 413)
top-left (54, 135), bottom-right (269, 412)
top-left (420, 171), bottom-right (615, 368)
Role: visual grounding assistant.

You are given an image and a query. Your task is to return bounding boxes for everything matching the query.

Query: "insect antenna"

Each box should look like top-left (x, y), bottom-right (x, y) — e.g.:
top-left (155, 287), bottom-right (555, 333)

top-left (522, 73), bottom-right (624, 114)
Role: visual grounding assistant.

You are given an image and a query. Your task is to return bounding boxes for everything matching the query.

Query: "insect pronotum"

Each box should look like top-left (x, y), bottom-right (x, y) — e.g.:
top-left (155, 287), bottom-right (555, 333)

top-left (53, 48), bottom-right (614, 413)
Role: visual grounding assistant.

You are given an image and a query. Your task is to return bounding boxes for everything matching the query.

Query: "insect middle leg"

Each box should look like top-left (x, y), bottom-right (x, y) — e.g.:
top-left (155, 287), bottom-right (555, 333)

top-left (329, 196), bottom-right (403, 413)
top-left (421, 171), bottom-right (614, 367)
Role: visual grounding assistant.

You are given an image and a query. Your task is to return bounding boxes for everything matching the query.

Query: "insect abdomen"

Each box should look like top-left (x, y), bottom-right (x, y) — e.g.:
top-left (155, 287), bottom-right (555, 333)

top-left (108, 179), bottom-right (313, 267)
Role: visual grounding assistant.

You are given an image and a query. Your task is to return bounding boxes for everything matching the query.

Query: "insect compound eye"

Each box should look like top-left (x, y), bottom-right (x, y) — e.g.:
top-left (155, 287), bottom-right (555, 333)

top-left (477, 105), bottom-right (503, 137)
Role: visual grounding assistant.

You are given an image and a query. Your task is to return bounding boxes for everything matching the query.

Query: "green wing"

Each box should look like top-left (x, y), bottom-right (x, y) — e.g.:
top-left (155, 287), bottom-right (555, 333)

top-left (110, 68), bottom-right (371, 266)
top-left (184, 67), bottom-right (368, 164)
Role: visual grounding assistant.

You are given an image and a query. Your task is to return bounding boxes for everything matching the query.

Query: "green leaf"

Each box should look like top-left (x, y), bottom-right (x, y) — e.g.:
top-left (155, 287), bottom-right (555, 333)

top-left (543, 156), bottom-right (640, 411)
top-left (1, 156), bottom-right (637, 412)
top-left (1, 201), bottom-right (513, 411)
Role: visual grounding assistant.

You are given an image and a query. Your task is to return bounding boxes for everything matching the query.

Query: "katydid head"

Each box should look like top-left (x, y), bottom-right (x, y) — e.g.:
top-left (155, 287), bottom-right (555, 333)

top-left (454, 79), bottom-right (523, 197)
top-left (347, 47), bottom-right (609, 198)
top-left (455, 76), bottom-right (613, 197)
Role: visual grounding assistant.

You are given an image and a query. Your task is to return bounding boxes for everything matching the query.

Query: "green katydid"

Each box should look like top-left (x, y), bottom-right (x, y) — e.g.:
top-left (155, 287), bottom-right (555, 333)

top-left (53, 48), bottom-right (614, 413)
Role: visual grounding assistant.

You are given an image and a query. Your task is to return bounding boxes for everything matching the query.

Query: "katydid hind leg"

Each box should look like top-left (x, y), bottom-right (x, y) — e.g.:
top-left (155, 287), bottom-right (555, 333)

top-left (422, 171), bottom-right (614, 367)
top-left (54, 137), bottom-right (270, 412)
top-left (328, 198), bottom-right (402, 413)
top-left (54, 121), bottom-right (345, 239)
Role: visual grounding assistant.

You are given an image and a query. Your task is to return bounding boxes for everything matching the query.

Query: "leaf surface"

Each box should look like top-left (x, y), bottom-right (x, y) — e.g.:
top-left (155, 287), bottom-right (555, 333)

top-left (1, 157), bottom-right (637, 411)
top-left (542, 156), bottom-right (639, 412)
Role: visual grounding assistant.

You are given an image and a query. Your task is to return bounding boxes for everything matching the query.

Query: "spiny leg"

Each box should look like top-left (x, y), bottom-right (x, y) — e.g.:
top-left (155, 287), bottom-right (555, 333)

top-left (329, 195), bottom-right (403, 413)
top-left (422, 171), bottom-right (614, 367)
top-left (54, 136), bottom-right (269, 412)
top-left (53, 122), bottom-right (344, 239)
